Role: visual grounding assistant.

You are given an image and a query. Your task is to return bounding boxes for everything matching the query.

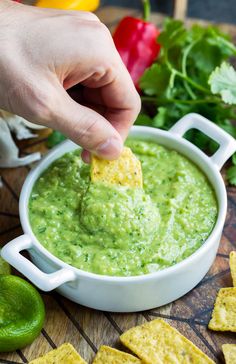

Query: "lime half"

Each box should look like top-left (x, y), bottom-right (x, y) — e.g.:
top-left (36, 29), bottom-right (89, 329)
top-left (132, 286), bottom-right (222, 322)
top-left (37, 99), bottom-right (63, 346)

top-left (0, 275), bottom-right (45, 352)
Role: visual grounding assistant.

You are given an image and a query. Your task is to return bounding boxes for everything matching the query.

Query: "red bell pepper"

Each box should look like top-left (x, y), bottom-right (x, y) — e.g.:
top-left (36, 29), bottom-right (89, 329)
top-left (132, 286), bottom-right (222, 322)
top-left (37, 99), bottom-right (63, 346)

top-left (113, 0), bottom-right (160, 88)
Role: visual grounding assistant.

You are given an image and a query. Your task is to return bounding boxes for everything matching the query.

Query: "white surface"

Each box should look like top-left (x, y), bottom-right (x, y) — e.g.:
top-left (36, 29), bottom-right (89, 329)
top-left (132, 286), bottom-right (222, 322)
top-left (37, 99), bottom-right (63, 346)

top-left (2, 113), bottom-right (236, 312)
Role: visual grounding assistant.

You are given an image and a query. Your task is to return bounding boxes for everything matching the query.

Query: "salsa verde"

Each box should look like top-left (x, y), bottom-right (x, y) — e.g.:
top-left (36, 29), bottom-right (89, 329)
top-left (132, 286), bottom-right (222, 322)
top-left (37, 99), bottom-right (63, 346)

top-left (29, 140), bottom-right (217, 276)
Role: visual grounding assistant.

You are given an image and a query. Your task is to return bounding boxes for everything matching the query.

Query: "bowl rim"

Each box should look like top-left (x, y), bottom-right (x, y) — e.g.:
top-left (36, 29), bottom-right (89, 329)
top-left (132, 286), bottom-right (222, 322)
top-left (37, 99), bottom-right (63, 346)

top-left (19, 125), bottom-right (227, 283)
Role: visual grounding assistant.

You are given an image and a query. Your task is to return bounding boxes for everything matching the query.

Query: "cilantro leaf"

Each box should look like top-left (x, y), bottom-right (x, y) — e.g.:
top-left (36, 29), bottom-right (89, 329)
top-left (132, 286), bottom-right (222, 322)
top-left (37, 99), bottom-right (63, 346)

top-left (209, 62), bottom-right (236, 104)
top-left (187, 24), bottom-right (206, 41)
top-left (227, 165), bottom-right (236, 186)
top-left (153, 107), bottom-right (167, 127)
top-left (140, 64), bottom-right (171, 96)
top-left (188, 40), bottom-right (227, 75)
top-left (206, 27), bottom-right (236, 57)
top-left (232, 153), bottom-right (236, 165)
top-left (158, 19), bottom-right (187, 49)
top-left (135, 114), bottom-right (153, 126)
top-left (216, 119), bottom-right (236, 138)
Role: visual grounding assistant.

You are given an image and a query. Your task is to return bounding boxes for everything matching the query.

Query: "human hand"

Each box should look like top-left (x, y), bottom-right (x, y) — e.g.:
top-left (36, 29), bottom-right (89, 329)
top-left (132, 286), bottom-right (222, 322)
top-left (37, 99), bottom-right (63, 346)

top-left (0, 1), bottom-right (140, 160)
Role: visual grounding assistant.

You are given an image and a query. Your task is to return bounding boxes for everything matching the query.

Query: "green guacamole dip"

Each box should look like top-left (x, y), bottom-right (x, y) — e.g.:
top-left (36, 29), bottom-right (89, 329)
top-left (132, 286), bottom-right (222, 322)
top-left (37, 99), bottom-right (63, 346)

top-left (29, 140), bottom-right (217, 276)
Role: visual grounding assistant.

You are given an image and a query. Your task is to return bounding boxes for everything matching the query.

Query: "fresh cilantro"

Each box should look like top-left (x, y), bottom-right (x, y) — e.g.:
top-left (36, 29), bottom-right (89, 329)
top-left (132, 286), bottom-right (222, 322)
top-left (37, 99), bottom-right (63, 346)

top-left (139, 64), bottom-right (171, 96)
top-left (137, 19), bottom-right (236, 185)
top-left (47, 131), bottom-right (66, 148)
top-left (135, 114), bottom-right (153, 126)
top-left (153, 107), bottom-right (168, 127)
top-left (158, 19), bottom-right (187, 49)
top-left (226, 166), bottom-right (236, 186)
top-left (209, 62), bottom-right (236, 104)
top-left (233, 153), bottom-right (236, 165)
top-left (227, 129), bottom-right (236, 186)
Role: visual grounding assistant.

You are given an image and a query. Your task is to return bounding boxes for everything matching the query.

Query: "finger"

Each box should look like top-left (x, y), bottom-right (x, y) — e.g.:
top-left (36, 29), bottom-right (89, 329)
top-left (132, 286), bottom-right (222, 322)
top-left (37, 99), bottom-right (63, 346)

top-left (48, 89), bottom-right (123, 160)
top-left (68, 87), bottom-right (135, 141)
top-left (82, 88), bottom-right (141, 140)
top-left (82, 65), bottom-right (141, 140)
top-left (81, 149), bottom-right (91, 163)
top-left (64, 23), bottom-right (141, 139)
top-left (102, 66), bottom-right (141, 139)
top-left (67, 87), bottom-right (107, 116)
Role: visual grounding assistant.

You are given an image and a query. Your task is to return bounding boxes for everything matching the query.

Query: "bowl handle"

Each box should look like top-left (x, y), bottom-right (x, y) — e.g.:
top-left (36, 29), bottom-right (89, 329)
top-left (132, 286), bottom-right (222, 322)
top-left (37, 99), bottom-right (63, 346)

top-left (170, 113), bottom-right (236, 170)
top-left (1, 234), bottom-right (77, 291)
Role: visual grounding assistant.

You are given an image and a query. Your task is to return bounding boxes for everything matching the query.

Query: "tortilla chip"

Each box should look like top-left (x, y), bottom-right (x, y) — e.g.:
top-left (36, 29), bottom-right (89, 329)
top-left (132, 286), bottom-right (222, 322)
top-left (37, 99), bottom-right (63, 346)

top-left (92, 345), bottom-right (141, 364)
top-left (91, 147), bottom-right (143, 188)
top-left (120, 319), bottom-right (214, 364)
top-left (29, 343), bottom-right (87, 364)
top-left (208, 288), bottom-right (236, 332)
top-left (229, 251), bottom-right (236, 287)
top-left (222, 344), bottom-right (236, 364)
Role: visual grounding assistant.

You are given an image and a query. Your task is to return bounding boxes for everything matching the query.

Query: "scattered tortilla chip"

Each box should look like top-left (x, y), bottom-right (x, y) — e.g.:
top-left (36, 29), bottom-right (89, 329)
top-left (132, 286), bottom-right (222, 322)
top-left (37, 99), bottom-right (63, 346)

top-left (229, 251), bottom-right (236, 287)
top-left (92, 345), bottom-right (141, 364)
top-left (29, 343), bottom-right (87, 364)
top-left (120, 318), bottom-right (214, 364)
top-left (91, 147), bottom-right (143, 188)
top-left (208, 288), bottom-right (236, 332)
top-left (222, 344), bottom-right (236, 364)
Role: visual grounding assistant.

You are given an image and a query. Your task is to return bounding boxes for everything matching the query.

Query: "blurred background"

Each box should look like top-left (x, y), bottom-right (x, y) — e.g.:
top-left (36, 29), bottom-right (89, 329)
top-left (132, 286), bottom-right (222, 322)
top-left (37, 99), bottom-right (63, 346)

top-left (23, 1), bottom-right (235, 24)
top-left (102, 0), bottom-right (235, 24)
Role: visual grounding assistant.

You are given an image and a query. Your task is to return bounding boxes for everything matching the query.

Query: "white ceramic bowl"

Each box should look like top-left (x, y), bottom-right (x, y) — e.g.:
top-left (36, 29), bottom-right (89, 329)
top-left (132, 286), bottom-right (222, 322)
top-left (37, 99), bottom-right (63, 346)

top-left (2, 113), bottom-right (236, 312)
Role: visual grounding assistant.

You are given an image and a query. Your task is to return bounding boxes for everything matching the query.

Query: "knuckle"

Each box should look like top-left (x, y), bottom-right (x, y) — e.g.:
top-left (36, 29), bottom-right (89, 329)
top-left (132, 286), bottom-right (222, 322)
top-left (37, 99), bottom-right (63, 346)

top-left (96, 21), bottom-right (112, 40)
top-left (85, 12), bottom-right (100, 22)
top-left (134, 93), bottom-right (142, 114)
top-left (74, 11), bottom-right (100, 22)
top-left (7, 81), bottom-right (55, 125)
top-left (94, 64), bottom-right (116, 84)
top-left (27, 89), bottom-right (56, 124)
top-left (73, 116), bottom-right (103, 149)
top-left (130, 95), bottom-right (142, 121)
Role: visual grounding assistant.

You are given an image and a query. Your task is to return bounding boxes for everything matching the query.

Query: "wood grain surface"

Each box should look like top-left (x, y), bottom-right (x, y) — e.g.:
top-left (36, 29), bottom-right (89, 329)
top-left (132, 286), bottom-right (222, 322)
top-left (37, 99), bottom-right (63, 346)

top-left (1, 5), bottom-right (236, 363)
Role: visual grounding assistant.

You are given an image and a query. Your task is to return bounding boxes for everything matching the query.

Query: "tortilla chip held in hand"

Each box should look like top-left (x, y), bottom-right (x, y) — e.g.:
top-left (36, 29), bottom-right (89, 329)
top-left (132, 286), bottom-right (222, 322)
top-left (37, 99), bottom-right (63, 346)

top-left (208, 288), bottom-right (236, 332)
top-left (120, 319), bottom-right (214, 364)
top-left (29, 343), bottom-right (87, 364)
top-left (91, 147), bottom-right (143, 188)
top-left (92, 345), bottom-right (141, 364)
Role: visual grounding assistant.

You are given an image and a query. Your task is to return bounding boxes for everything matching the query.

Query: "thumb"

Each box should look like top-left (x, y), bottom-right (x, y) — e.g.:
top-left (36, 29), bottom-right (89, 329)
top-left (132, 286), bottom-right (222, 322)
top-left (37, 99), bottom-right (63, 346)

top-left (49, 91), bottom-right (123, 160)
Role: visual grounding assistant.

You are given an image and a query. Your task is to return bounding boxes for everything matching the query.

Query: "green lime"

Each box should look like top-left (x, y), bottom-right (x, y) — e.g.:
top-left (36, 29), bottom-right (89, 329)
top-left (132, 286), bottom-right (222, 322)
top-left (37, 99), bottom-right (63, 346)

top-left (0, 254), bottom-right (11, 275)
top-left (0, 275), bottom-right (45, 352)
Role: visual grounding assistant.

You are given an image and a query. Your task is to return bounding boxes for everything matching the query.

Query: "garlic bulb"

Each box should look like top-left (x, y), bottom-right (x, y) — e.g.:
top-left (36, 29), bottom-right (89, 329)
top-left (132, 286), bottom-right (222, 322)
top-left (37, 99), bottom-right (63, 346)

top-left (0, 110), bottom-right (46, 140)
top-left (0, 119), bottom-right (41, 167)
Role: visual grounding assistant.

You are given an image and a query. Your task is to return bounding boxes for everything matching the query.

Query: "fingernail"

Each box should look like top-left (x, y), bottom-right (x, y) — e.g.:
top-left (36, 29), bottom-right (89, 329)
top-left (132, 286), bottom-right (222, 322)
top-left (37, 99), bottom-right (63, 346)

top-left (81, 149), bottom-right (91, 164)
top-left (96, 137), bottom-right (123, 159)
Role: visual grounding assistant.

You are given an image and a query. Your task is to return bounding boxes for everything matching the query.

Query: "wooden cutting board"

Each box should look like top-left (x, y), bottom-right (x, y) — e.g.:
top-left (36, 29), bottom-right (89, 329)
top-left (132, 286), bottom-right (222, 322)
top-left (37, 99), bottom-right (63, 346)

top-left (0, 5), bottom-right (236, 363)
